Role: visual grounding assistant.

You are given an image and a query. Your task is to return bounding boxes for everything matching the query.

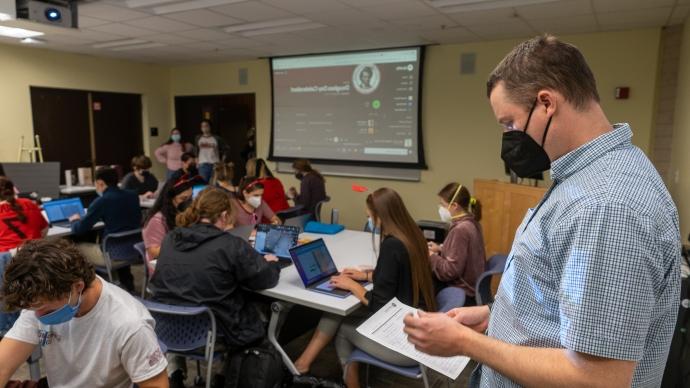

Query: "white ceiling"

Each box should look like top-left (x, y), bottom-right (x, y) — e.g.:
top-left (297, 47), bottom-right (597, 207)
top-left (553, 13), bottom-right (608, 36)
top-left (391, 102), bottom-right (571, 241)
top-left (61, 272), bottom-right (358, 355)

top-left (0, 0), bottom-right (688, 65)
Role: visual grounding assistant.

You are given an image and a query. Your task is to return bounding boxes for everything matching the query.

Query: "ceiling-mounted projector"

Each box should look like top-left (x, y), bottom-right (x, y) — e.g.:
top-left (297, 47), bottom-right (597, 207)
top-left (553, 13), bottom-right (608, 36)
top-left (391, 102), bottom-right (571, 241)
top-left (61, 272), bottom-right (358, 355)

top-left (15, 0), bottom-right (78, 28)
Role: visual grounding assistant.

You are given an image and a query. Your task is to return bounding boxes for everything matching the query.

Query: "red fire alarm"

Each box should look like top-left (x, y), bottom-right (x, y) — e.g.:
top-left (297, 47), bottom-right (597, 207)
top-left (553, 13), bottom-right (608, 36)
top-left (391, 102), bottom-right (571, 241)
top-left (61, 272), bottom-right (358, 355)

top-left (615, 87), bottom-right (630, 99)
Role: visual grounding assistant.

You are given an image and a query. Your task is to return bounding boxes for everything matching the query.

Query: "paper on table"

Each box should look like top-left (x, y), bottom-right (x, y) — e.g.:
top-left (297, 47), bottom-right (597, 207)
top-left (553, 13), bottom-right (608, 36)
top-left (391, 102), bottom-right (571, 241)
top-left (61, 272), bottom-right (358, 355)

top-left (356, 297), bottom-right (470, 380)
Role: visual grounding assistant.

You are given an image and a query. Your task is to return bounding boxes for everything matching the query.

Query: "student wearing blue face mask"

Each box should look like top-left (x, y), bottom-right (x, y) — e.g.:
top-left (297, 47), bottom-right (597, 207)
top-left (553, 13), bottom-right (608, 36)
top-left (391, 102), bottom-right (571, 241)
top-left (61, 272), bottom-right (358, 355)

top-left (0, 239), bottom-right (168, 388)
top-left (155, 128), bottom-right (193, 181)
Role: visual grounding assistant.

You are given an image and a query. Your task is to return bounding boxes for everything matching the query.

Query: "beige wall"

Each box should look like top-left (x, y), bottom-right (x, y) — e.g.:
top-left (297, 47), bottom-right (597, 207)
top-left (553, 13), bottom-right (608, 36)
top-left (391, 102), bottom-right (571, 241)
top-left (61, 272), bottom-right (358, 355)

top-left (0, 44), bottom-right (171, 174)
top-left (669, 18), bottom-right (690, 242)
top-left (170, 28), bottom-right (662, 231)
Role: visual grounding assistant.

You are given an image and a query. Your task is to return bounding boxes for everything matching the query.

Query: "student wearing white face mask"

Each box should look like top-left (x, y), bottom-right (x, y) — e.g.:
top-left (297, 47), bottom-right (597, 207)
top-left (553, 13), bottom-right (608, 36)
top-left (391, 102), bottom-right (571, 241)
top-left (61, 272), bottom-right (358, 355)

top-left (232, 176), bottom-right (281, 226)
top-left (427, 182), bottom-right (486, 305)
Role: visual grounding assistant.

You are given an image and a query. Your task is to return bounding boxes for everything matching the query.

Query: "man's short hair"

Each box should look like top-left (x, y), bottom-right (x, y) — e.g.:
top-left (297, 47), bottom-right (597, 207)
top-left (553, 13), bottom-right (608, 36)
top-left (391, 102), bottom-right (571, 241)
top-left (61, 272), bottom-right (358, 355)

top-left (95, 167), bottom-right (119, 187)
top-left (131, 155), bottom-right (152, 170)
top-left (1, 239), bottom-right (96, 311)
top-left (487, 34), bottom-right (600, 111)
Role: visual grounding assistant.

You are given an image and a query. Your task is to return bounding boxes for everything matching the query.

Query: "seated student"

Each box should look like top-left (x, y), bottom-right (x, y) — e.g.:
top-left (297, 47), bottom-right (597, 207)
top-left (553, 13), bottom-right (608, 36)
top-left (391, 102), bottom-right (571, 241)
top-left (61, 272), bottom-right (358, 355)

top-left (142, 177), bottom-right (196, 267)
top-left (121, 155), bottom-right (159, 198)
top-left (293, 188), bottom-right (437, 388)
top-left (0, 239), bottom-right (168, 388)
top-left (428, 183), bottom-right (486, 305)
top-left (169, 152), bottom-right (198, 182)
top-left (246, 158), bottom-right (289, 214)
top-left (149, 187), bottom-right (280, 386)
top-left (0, 164), bottom-right (19, 194)
top-left (154, 128), bottom-right (194, 180)
top-left (0, 178), bottom-right (48, 253)
top-left (232, 177), bottom-right (281, 226)
top-left (288, 159), bottom-right (327, 219)
top-left (211, 162), bottom-right (237, 194)
top-left (69, 167), bottom-right (141, 292)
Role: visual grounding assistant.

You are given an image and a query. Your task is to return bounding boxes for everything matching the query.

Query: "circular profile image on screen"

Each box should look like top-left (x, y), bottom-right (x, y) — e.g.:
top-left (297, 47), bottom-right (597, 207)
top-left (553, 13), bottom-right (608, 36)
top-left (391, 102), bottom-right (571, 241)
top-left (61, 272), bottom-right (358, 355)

top-left (352, 64), bottom-right (380, 95)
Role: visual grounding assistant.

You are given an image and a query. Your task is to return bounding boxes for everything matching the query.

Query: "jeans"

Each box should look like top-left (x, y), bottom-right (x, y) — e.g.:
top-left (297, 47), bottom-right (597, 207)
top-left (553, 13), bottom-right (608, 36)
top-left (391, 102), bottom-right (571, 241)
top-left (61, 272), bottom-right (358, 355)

top-left (198, 163), bottom-right (213, 183)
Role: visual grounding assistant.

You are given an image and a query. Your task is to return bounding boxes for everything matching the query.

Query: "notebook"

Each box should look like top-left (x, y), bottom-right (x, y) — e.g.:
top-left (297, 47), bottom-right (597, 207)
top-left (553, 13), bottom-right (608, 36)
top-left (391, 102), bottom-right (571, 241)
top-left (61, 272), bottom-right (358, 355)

top-left (42, 197), bottom-right (85, 227)
top-left (290, 238), bottom-right (368, 298)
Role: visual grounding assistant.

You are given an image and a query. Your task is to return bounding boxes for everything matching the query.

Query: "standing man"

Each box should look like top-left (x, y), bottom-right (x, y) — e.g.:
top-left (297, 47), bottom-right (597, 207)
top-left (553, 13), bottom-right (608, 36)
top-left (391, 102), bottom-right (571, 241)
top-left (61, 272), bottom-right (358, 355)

top-left (404, 35), bottom-right (681, 387)
top-left (0, 239), bottom-right (168, 387)
top-left (194, 120), bottom-right (230, 183)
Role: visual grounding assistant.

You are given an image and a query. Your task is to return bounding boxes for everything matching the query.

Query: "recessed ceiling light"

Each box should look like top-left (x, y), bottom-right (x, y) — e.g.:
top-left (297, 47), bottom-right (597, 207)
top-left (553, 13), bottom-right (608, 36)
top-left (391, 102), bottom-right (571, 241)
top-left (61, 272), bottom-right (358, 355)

top-left (224, 18), bottom-right (311, 33)
top-left (21, 37), bottom-right (44, 44)
top-left (0, 26), bottom-right (44, 39)
top-left (152, 0), bottom-right (247, 15)
top-left (429, 0), bottom-right (560, 12)
top-left (240, 22), bottom-right (326, 37)
top-left (111, 42), bottom-right (167, 51)
top-left (125, 0), bottom-right (179, 8)
top-left (93, 39), bottom-right (147, 49)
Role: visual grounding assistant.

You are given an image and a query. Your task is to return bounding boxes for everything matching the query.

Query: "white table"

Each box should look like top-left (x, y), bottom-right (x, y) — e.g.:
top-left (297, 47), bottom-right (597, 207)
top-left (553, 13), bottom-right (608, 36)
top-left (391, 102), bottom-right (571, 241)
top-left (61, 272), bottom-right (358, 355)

top-left (46, 222), bottom-right (104, 238)
top-left (59, 185), bottom-right (96, 195)
top-left (260, 229), bottom-right (376, 375)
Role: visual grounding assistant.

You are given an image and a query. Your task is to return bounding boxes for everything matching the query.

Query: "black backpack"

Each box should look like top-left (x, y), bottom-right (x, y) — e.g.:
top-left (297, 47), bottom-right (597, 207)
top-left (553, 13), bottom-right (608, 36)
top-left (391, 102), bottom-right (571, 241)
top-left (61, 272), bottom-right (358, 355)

top-left (662, 245), bottom-right (690, 388)
top-left (224, 339), bottom-right (286, 388)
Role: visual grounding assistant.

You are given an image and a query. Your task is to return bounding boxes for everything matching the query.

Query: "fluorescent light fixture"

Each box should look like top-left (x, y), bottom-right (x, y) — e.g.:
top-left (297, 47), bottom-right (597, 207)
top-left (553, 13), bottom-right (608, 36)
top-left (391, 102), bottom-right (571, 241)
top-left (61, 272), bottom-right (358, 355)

top-left (111, 42), bottom-right (166, 51)
top-left (0, 12), bottom-right (13, 21)
top-left (0, 26), bottom-right (44, 39)
top-left (125, 0), bottom-right (179, 8)
top-left (224, 17), bottom-right (311, 33)
top-left (430, 0), bottom-right (560, 12)
top-left (240, 22), bottom-right (326, 37)
top-left (21, 37), bottom-right (44, 44)
top-left (152, 0), bottom-right (247, 14)
top-left (93, 39), bottom-right (147, 49)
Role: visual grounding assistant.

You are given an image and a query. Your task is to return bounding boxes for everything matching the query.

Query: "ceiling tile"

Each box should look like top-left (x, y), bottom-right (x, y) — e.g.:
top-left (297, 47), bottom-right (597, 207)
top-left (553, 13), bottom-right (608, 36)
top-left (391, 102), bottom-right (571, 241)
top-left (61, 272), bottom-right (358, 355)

top-left (338, 0), bottom-right (407, 8)
top-left (212, 2), bottom-right (295, 21)
top-left (466, 19), bottom-right (536, 39)
top-left (528, 14), bottom-right (599, 35)
top-left (592, 0), bottom-right (675, 13)
top-left (517, 0), bottom-right (593, 19)
top-left (180, 41), bottom-right (227, 51)
top-left (446, 8), bottom-right (519, 26)
top-left (302, 8), bottom-right (382, 26)
top-left (356, 1), bottom-right (438, 20)
top-left (42, 34), bottom-right (97, 45)
top-left (145, 33), bottom-right (197, 44)
top-left (89, 23), bottom-right (158, 38)
top-left (597, 7), bottom-right (673, 30)
top-left (215, 37), bottom-right (259, 48)
top-left (260, 0), bottom-right (351, 13)
top-left (174, 28), bottom-right (233, 41)
top-left (78, 16), bottom-right (112, 28)
top-left (124, 16), bottom-right (197, 32)
top-left (53, 28), bottom-right (129, 42)
top-left (388, 14), bottom-right (458, 31)
top-left (78, 3), bottom-right (151, 22)
top-left (164, 9), bottom-right (244, 27)
top-left (418, 26), bottom-right (479, 44)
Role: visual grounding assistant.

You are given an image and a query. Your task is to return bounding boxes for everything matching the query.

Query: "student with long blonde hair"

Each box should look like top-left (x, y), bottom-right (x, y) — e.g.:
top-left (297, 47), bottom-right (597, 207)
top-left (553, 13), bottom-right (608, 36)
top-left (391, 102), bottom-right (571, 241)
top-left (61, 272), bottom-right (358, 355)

top-left (293, 188), bottom-right (437, 388)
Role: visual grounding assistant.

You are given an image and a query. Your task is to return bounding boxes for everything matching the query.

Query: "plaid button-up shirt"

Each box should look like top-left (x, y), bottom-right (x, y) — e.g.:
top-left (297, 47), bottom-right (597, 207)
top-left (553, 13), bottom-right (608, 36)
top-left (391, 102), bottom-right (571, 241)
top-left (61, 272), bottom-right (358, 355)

top-left (479, 123), bottom-right (681, 387)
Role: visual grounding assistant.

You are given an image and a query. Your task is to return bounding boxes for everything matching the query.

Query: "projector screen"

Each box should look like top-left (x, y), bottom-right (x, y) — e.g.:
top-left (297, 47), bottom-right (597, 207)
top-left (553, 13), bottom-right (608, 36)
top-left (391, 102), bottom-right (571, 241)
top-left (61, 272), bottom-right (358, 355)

top-left (269, 47), bottom-right (425, 169)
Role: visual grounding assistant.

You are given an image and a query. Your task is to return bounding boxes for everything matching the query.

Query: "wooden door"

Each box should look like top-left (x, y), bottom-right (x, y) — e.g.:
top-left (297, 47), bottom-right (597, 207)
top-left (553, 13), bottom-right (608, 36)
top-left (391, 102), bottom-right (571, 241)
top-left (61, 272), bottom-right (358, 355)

top-left (91, 91), bottom-right (143, 173)
top-left (30, 87), bottom-right (91, 183)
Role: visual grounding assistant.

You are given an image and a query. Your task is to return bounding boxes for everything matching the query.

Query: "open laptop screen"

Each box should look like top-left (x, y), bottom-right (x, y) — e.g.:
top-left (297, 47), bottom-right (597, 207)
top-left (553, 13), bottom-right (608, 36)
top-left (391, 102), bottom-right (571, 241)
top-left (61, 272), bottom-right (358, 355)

top-left (254, 224), bottom-right (299, 257)
top-left (290, 239), bottom-right (338, 286)
top-left (43, 197), bottom-right (84, 223)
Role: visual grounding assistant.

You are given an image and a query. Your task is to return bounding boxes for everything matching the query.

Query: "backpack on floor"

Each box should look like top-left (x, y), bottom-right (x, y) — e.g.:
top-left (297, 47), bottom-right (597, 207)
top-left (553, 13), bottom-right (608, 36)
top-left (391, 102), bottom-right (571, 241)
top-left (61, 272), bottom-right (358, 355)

top-left (224, 339), bottom-right (285, 388)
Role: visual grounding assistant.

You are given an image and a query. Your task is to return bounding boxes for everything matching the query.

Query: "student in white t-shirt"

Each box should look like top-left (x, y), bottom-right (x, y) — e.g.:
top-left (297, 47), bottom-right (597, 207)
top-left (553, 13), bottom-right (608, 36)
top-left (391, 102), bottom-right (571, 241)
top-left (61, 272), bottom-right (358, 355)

top-left (0, 239), bottom-right (168, 388)
top-left (194, 120), bottom-right (230, 184)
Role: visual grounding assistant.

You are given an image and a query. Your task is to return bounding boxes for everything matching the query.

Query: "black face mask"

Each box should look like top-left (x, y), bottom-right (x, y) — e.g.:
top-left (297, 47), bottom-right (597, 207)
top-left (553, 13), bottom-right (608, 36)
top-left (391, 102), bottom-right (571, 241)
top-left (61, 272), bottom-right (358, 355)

top-left (501, 99), bottom-right (552, 178)
top-left (295, 172), bottom-right (304, 180)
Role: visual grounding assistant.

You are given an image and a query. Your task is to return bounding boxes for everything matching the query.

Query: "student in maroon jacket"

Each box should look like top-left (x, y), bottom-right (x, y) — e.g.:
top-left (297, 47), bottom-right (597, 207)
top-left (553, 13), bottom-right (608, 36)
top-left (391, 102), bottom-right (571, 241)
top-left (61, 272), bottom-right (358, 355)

top-left (428, 182), bottom-right (486, 305)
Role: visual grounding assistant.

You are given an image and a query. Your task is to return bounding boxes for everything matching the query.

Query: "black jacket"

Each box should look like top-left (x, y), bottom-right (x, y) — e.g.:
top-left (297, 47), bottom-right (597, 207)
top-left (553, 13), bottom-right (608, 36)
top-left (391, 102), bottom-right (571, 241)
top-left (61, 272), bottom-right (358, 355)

top-left (150, 223), bottom-right (280, 347)
top-left (364, 236), bottom-right (419, 314)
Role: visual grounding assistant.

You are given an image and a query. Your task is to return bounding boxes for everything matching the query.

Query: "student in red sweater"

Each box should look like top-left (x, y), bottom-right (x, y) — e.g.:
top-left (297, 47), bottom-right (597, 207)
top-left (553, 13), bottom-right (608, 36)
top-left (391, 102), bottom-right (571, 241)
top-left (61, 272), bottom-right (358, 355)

top-left (0, 178), bottom-right (48, 253)
top-left (428, 182), bottom-right (486, 305)
top-left (246, 158), bottom-right (289, 215)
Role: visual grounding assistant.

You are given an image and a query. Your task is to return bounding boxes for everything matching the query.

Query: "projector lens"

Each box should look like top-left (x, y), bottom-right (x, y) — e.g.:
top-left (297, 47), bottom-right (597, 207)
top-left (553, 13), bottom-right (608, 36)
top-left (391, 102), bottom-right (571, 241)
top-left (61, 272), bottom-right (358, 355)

top-left (45, 8), bottom-right (61, 21)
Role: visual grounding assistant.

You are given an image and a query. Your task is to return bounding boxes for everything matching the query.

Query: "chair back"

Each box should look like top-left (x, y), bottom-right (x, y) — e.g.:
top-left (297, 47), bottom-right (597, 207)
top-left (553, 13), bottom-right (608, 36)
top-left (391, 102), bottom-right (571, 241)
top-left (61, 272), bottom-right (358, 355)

top-left (140, 299), bottom-right (216, 354)
top-left (486, 254), bottom-right (508, 272)
top-left (436, 287), bottom-right (466, 312)
top-left (276, 205), bottom-right (304, 222)
top-left (314, 196), bottom-right (331, 222)
top-left (132, 242), bottom-right (150, 298)
top-left (102, 229), bottom-right (143, 263)
top-left (475, 254), bottom-right (509, 305)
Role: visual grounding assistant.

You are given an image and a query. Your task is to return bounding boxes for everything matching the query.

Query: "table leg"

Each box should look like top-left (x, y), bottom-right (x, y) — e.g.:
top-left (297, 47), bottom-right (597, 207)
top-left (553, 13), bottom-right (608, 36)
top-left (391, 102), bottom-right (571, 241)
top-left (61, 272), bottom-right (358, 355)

top-left (267, 301), bottom-right (300, 376)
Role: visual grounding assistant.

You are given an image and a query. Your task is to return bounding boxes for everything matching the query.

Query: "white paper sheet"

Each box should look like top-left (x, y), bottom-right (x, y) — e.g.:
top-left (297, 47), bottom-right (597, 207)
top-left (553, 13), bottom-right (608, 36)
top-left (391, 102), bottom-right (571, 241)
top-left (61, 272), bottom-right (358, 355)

top-left (356, 297), bottom-right (470, 380)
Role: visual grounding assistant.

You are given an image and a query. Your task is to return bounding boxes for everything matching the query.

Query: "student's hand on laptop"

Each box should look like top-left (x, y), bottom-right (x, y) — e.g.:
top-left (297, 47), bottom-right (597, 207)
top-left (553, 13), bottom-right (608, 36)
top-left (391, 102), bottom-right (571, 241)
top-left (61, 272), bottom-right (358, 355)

top-left (330, 274), bottom-right (359, 291)
top-left (68, 213), bottom-right (81, 222)
top-left (264, 254), bottom-right (279, 262)
top-left (341, 268), bottom-right (367, 282)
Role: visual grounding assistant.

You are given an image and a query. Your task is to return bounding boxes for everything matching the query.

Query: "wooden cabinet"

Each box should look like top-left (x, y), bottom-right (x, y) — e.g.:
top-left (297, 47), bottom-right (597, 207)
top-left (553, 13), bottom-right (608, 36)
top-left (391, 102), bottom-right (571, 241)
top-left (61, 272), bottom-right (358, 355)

top-left (474, 179), bottom-right (547, 257)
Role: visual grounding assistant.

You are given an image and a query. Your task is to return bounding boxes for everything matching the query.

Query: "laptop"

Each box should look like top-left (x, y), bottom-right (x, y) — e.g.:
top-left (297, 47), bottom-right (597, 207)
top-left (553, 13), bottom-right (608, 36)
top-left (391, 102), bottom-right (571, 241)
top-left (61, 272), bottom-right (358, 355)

top-left (192, 184), bottom-right (207, 198)
top-left (42, 197), bottom-right (85, 227)
top-left (254, 224), bottom-right (300, 268)
top-left (290, 238), bottom-right (368, 298)
top-left (228, 224), bottom-right (253, 241)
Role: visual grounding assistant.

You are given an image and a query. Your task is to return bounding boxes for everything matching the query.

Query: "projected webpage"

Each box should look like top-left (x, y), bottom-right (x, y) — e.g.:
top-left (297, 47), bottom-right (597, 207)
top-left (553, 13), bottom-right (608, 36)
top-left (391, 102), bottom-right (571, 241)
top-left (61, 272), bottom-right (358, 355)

top-left (271, 48), bottom-right (422, 165)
